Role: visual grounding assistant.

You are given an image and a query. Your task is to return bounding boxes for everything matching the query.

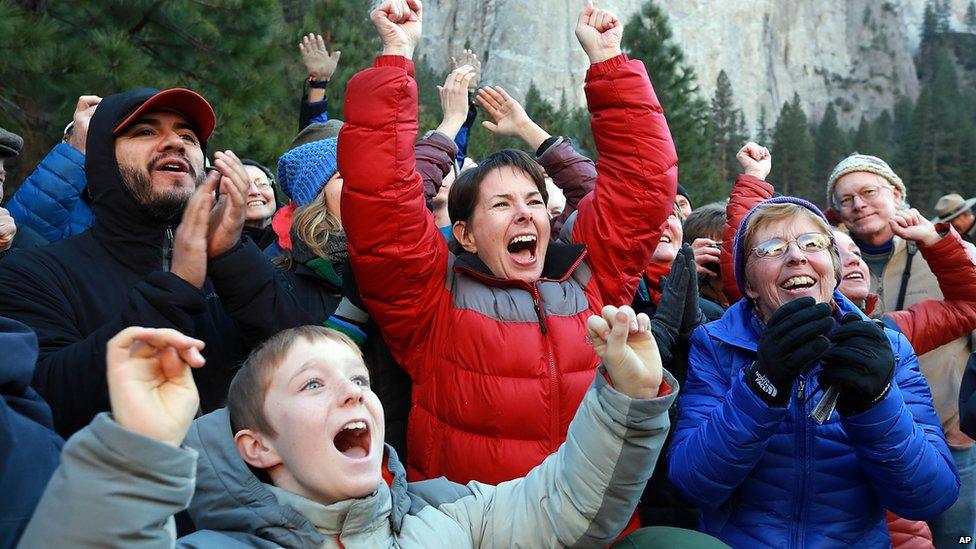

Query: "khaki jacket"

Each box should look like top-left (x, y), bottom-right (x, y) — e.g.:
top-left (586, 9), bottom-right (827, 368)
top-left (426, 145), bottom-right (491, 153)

top-left (872, 235), bottom-right (976, 448)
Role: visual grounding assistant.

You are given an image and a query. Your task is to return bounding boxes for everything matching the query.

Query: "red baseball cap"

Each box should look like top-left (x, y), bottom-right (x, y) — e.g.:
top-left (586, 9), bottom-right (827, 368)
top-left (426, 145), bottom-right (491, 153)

top-left (113, 88), bottom-right (216, 141)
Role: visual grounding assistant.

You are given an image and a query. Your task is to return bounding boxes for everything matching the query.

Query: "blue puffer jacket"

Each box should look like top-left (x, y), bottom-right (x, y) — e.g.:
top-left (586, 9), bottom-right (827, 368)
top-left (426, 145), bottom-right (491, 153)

top-left (669, 291), bottom-right (959, 548)
top-left (7, 143), bottom-right (92, 243)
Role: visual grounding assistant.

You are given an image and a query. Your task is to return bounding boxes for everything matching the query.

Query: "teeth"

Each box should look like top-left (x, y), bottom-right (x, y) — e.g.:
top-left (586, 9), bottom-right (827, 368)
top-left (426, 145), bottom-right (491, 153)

top-left (782, 276), bottom-right (815, 289)
top-left (247, 200), bottom-right (266, 206)
top-left (844, 272), bottom-right (864, 280)
top-left (660, 236), bottom-right (672, 243)
top-left (343, 421), bottom-right (366, 431)
top-left (510, 235), bottom-right (536, 244)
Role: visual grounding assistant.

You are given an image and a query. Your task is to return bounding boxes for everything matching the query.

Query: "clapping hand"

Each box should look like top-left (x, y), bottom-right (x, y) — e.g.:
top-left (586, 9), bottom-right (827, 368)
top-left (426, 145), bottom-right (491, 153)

top-left (107, 327), bottom-right (205, 447)
top-left (588, 305), bottom-right (663, 399)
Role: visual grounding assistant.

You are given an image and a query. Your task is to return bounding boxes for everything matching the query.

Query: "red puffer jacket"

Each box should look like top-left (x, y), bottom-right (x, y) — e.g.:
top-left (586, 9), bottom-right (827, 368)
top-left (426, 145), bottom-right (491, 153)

top-left (339, 54), bottom-right (676, 485)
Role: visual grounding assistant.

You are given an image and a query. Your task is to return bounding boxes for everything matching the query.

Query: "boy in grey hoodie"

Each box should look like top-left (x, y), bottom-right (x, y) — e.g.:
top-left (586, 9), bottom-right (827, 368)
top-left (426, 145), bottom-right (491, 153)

top-left (18, 295), bottom-right (676, 548)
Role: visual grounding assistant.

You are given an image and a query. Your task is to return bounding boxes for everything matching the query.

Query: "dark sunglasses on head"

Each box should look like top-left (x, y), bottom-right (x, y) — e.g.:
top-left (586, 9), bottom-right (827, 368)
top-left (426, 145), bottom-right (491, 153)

top-left (751, 232), bottom-right (831, 259)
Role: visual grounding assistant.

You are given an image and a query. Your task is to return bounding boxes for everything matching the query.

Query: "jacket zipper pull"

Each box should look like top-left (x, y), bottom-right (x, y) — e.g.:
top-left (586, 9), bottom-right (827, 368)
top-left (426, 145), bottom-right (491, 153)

top-left (531, 285), bottom-right (548, 334)
top-left (797, 379), bottom-right (806, 402)
top-left (163, 227), bottom-right (174, 272)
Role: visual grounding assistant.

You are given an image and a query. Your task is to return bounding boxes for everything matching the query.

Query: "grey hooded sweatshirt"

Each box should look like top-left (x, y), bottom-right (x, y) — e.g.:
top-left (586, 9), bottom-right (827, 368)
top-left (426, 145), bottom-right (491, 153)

top-left (19, 369), bottom-right (677, 548)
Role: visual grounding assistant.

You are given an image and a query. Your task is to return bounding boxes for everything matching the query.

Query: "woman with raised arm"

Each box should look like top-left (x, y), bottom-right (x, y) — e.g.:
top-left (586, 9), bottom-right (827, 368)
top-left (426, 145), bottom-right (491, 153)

top-left (338, 0), bottom-right (676, 485)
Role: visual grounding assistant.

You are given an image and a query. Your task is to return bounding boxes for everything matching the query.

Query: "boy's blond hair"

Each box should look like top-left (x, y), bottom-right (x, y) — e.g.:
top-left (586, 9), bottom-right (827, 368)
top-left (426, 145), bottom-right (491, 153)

top-left (227, 326), bottom-right (362, 437)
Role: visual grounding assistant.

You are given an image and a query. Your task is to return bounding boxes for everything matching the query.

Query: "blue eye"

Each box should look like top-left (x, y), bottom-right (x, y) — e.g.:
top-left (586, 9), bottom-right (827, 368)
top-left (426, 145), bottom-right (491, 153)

top-left (352, 375), bottom-right (370, 388)
top-left (301, 379), bottom-right (323, 391)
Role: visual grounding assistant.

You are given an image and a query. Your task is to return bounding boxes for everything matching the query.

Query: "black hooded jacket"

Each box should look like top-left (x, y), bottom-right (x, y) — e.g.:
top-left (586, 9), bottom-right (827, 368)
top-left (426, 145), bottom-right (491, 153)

top-left (0, 89), bottom-right (312, 437)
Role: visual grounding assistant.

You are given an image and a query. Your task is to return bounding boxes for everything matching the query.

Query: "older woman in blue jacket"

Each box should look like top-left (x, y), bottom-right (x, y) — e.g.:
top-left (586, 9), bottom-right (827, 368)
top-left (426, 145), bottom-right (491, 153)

top-left (669, 196), bottom-right (958, 547)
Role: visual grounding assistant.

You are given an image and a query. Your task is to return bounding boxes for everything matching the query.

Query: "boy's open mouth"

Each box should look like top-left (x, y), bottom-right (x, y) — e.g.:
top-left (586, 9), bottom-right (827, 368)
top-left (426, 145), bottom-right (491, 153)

top-left (333, 420), bottom-right (370, 459)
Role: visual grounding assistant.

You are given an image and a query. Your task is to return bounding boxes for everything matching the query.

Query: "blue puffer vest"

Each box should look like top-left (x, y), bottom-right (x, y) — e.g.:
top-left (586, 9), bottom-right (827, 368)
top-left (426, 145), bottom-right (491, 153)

top-left (668, 291), bottom-right (959, 548)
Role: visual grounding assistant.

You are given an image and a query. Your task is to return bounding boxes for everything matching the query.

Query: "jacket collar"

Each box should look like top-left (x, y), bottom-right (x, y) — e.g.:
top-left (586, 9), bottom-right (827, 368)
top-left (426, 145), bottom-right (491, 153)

top-left (452, 241), bottom-right (587, 289)
top-left (184, 408), bottom-right (412, 545)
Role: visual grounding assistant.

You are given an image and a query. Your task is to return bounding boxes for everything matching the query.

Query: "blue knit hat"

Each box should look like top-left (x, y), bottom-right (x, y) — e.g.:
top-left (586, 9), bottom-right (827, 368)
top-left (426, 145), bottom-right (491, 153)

top-left (276, 137), bottom-right (339, 207)
top-left (732, 196), bottom-right (832, 297)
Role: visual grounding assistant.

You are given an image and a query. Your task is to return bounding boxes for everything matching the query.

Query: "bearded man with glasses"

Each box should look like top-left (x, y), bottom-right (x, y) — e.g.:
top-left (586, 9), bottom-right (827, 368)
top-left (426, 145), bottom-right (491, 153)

top-left (828, 153), bottom-right (976, 548)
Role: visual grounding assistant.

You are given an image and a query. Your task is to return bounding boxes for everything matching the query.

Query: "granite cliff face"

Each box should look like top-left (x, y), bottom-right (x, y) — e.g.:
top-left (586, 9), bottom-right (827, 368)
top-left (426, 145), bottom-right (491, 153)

top-left (419, 0), bottom-right (971, 129)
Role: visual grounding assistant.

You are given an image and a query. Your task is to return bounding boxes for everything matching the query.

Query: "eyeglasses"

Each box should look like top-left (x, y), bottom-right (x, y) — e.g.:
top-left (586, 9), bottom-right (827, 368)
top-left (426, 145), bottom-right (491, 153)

top-left (751, 232), bottom-right (831, 260)
top-left (836, 185), bottom-right (889, 210)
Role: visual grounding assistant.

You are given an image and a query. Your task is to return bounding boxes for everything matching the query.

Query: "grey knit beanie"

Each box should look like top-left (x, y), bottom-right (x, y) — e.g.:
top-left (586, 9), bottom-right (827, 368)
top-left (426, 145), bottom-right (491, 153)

top-left (826, 153), bottom-right (906, 208)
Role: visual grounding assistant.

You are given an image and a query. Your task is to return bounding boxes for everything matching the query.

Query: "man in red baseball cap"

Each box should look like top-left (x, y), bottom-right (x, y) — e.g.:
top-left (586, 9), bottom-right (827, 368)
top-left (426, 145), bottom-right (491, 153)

top-left (0, 87), bottom-right (312, 438)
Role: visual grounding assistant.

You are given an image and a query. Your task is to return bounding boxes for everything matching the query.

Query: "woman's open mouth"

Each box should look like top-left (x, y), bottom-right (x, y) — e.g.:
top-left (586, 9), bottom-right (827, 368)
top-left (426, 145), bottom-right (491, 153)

top-left (507, 234), bottom-right (538, 265)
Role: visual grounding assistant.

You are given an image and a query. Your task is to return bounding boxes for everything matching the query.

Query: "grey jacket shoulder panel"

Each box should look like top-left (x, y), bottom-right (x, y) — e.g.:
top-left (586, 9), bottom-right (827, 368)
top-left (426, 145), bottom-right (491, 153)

top-left (184, 408), bottom-right (326, 548)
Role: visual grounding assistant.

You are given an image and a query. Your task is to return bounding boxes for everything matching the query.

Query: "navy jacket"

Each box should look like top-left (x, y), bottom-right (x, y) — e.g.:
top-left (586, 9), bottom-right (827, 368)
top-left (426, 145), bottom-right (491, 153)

top-left (669, 291), bottom-right (959, 547)
top-left (0, 317), bottom-right (63, 548)
top-left (0, 89), bottom-right (312, 437)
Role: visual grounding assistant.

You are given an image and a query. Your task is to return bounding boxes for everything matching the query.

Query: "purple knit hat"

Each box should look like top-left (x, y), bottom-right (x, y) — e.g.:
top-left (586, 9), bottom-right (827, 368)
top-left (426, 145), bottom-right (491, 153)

top-left (732, 196), bottom-right (832, 297)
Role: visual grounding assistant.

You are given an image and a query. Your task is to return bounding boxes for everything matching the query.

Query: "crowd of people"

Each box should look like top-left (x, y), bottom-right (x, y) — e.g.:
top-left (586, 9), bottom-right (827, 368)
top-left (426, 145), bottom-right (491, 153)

top-left (1, 0), bottom-right (975, 547)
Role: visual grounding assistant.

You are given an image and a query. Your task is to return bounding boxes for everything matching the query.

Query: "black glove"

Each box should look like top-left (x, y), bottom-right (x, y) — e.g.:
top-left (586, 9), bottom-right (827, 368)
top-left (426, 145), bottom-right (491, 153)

top-left (819, 313), bottom-right (895, 416)
top-left (747, 297), bottom-right (833, 406)
top-left (651, 246), bottom-right (694, 366)
top-left (677, 244), bottom-right (708, 337)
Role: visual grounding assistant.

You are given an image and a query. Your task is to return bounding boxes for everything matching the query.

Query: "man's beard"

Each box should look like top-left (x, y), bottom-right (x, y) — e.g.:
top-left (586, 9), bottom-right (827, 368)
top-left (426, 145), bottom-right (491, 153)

top-left (120, 159), bottom-right (204, 225)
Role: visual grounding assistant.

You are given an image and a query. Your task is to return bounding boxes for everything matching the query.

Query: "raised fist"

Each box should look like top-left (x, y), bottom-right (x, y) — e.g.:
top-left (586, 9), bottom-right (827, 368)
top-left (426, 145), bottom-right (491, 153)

top-left (736, 142), bottom-right (771, 180)
top-left (370, 0), bottom-right (423, 60)
top-left (575, 0), bottom-right (623, 64)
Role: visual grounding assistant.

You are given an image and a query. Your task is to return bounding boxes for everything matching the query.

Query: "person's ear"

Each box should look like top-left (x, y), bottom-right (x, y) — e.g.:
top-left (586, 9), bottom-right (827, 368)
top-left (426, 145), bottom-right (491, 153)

top-left (452, 221), bottom-right (478, 253)
top-left (891, 185), bottom-right (903, 207)
top-left (234, 429), bottom-right (282, 470)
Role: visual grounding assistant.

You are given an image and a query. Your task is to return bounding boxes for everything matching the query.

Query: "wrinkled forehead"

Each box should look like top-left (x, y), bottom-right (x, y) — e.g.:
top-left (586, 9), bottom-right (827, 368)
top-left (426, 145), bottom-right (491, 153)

top-left (834, 171), bottom-right (890, 195)
top-left (751, 213), bottom-right (823, 243)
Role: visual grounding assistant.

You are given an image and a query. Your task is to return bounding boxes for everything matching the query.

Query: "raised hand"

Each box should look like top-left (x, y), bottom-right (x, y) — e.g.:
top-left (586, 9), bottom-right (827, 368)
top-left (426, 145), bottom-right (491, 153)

top-left (66, 95), bottom-right (102, 155)
top-left (370, 0), bottom-right (423, 59)
top-left (588, 305), bottom-right (663, 399)
top-left (451, 48), bottom-right (481, 91)
top-left (0, 207), bottom-right (17, 252)
top-left (170, 172), bottom-right (217, 288)
top-left (477, 85), bottom-right (531, 137)
top-left (889, 208), bottom-right (940, 247)
top-left (575, 0), bottom-right (623, 65)
top-left (476, 85), bottom-right (551, 150)
top-left (208, 150), bottom-right (249, 257)
top-left (107, 327), bottom-right (206, 446)
top-left (736, 142), bottom-right (771, 180)
top-left (299, 33), bottom-right (341, 82)
top-left (436, 64), bottom-right (476, 138)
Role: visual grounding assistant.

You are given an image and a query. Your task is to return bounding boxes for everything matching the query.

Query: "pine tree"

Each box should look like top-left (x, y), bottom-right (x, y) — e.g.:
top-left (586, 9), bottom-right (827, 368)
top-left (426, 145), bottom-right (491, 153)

top-left (755, 105), bottom-right (770, 145)
top-left (936, 0), bottom-right (953, 33)
top-left (852, 116), bottom-right (877, 155)
top-left (769, 94), bottom-right (816, 203)
top-left (813, 103), bottom-right (848, 186)
top-left (0, 0), bottom-right (309, 187)
top-left (710, 70), bottom-right (749, 184)
top-left (623, 0), bottom-right (721, 206)
top-left (967, 0), bottom-right (976, 32)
